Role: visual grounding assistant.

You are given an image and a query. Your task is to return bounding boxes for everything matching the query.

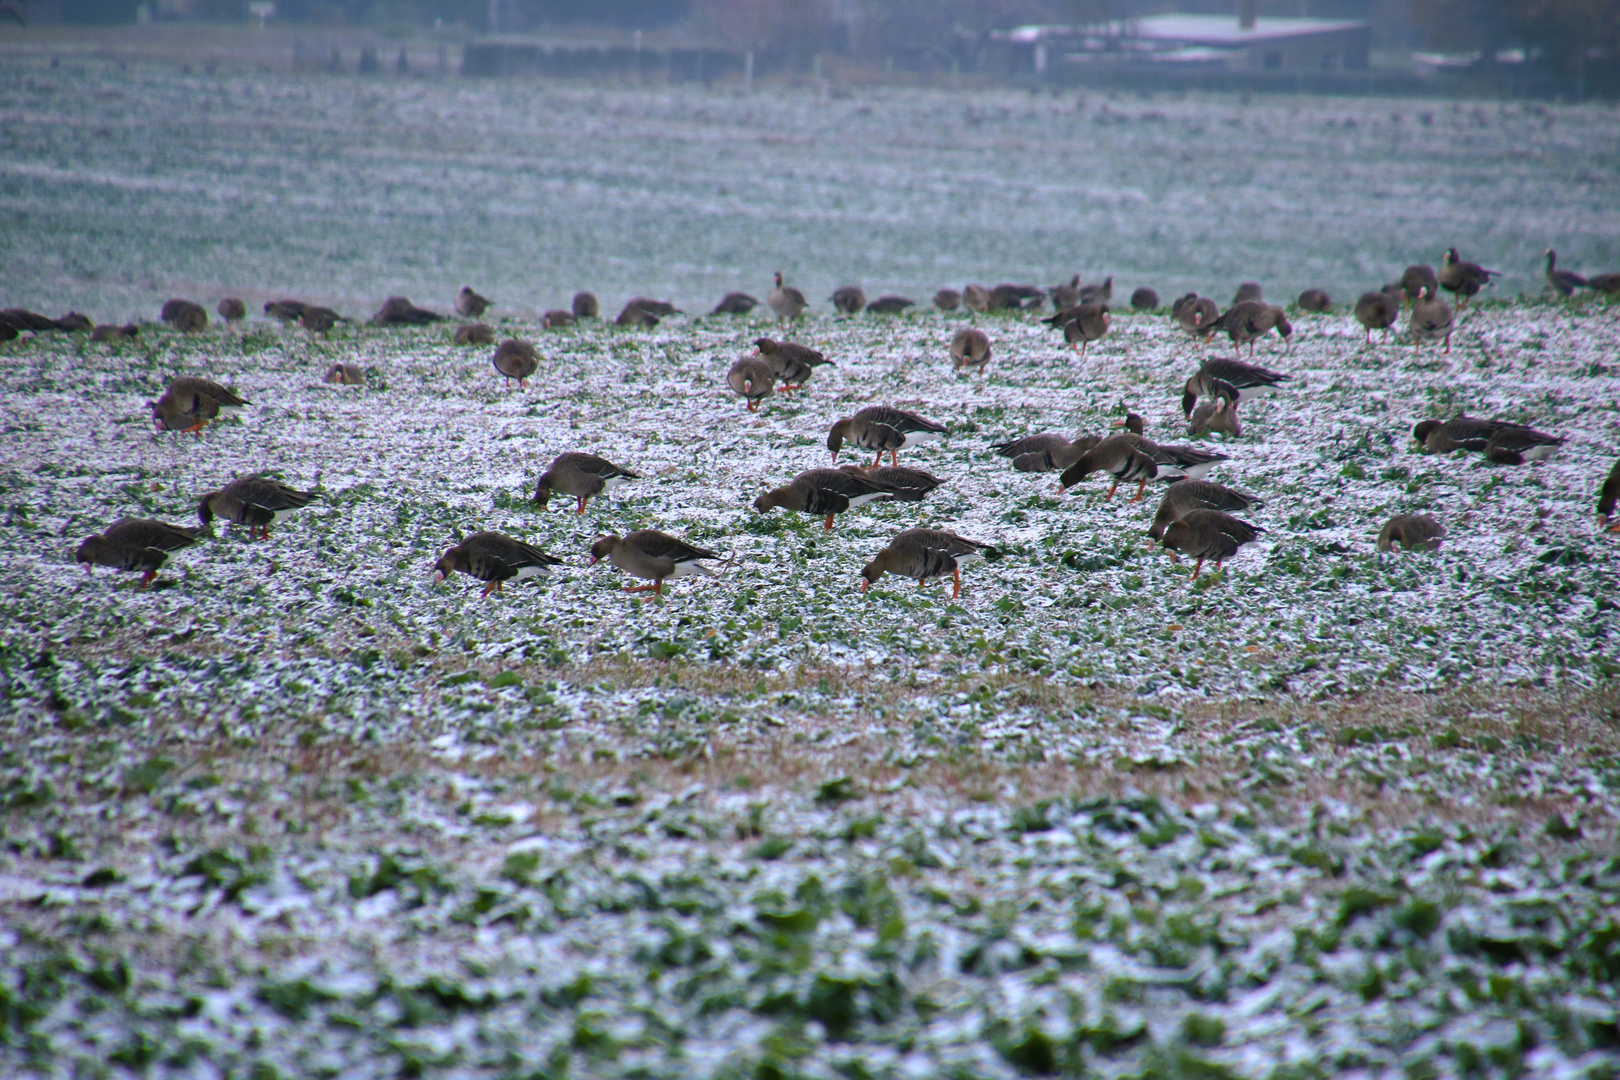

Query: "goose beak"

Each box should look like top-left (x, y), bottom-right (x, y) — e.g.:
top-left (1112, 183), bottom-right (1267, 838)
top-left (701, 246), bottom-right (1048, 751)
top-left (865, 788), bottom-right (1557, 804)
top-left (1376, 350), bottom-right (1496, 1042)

top-left (433, 569), bottom-right (445, 583)
top-left (860, 579), bottom-right (870, 593)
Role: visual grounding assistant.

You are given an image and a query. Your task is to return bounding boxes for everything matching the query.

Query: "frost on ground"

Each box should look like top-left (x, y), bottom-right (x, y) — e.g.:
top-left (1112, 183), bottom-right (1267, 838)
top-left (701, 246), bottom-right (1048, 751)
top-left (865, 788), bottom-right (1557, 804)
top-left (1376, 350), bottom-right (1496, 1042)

top-left (1, 294), bottom-right (1618, 1078)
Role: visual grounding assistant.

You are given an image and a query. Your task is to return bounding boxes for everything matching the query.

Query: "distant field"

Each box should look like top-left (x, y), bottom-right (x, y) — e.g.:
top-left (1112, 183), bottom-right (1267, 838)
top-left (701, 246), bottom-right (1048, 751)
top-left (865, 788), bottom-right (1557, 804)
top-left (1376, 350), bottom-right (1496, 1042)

top-left (2, 45), bottom-right (1620, 1080)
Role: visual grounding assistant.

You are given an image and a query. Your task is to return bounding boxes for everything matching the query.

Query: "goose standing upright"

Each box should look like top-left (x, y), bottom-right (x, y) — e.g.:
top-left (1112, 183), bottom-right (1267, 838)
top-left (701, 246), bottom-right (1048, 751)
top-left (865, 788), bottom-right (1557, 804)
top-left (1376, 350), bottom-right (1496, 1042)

top-left (768, 272), bottom-right (808, 322)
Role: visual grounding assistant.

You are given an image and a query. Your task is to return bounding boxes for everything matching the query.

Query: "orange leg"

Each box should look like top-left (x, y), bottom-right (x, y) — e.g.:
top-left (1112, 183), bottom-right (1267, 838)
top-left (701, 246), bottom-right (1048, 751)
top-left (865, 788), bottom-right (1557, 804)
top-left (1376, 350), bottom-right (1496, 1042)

top-left (140, 570), bottom-right (158, 588)
top-left (823, 513), bottom-right (836, 531)
top-left (1104, 479), bottom-right (1119, 500)
top-left (1130, 478), bottom-right (1148, 503)
top-left (480, 579), bottom-right (503, 597)
top-left (1190, 558), bottom-right (1204, 581)
top-left (870, 450), bottom-right (883, 468)
top-left (951, 566), bottom-right (962, 599)
top-left (747, 398), bottom-right (758, 413)
top-left (576, 496), bottom-right (588, 514)
top-left (625, 583), bottom-right (659, 593)
top-left (889, 450), bottom-right (899, 467)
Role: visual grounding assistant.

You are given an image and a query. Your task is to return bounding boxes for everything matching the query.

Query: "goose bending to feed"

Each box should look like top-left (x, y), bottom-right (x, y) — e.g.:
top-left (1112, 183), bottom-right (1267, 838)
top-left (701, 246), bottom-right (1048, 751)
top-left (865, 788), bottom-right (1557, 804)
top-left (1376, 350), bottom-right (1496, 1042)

top-left (1412, 417), bottom-right (1563, 464)
top-left (768, 272), bottom-right (808, 322)
top-left (265, 300), bottom-right (307, 323)
top-left (949, 328), bottom-right (991, 374)
top-left (76, 519), bottom-right (200, 587)
top-left (992, 433), bottom-right (1101, 474)
top-left (866, 295), bottom-right (915, 315)
top-left (371, 296), bottom-right (443, 325)
top-left (217, 298), bottom-right (246, 323)
top-left (827, 406), bottom-right (947, 467)
top-left (198, 476), bottom-right (318, 540)
top-left (1377, 514), bottom-right (1446, 552)
top-left (961, 284), bottom-right (990, 314)
top-left (754, 338), bottom-right (833, 391)
top-left (1148, 480), bottom-right (1262, 542)
top-left (493, 339), bottom-right (539, 387)
top-left (933, 288), bottom-right (962, 311)
top-left (1080, 276), bottom-right (1114, 305)
top-left (860, 528), bottom-right (995, 599)
top-left (541, 310), bottom-right (575, 329)
top-left (1188, 399), bottom-right (1242, 437)
top-left (589, 530), bottom-right (721, 596)
top-left (626, 297), bottom-right (680, 317)
top-left (1172, 294), bottom-right (1219, 343)
top-left (1439, 248), bottom-right (1498, 308)
top-left (1399, 265), bottom-right (1439, 305)
top-left (1180, 357), bottom-right (1292, 418)
top-left (1409, 286), bottom-right (1454, 352)
top-left (91, 323), bottom-right (139, 342)
top-left (1585, 271), bottom-right (1620, 295)
top-left (300, 306), bottom-right (344, 333)
top-left (711, 291), bottom-right (759, 315)
top-left (988, 283), bottom-right (1045, 311)
top-left (456, 322), bottom-right (495, 345)
top-left (1297, 289), bottom-right (1331, 312)
top-left (1231, 282), bottom-right (1263, 305)
top-left (830, 286), bottom-right (866, 314)
top-left (148, 376), bottom-right (250, 434)
top-left (840, 464), bottom-right (941, 502)
top-left (1131, 286), bottom-right (1160, 310)
top-left (533, 452), bottom-right (640, 514)
top-left (1599, 459), bottom-right (1620, 528)
top-left (615, 301), bottom-right (660, 328)
top-left (754, 468), bottom-right (897, 530)
top-left (323, 363), bottom-right (365, 385)
top-left (161, 299), bottom-right (207, 333)
top-left (1210, 300), bottom-right (1290, 356)
top-left (455, 286), bottom-right (491, 317)
top-left (1354, 287), bottom-right (1401, 345)
top-left (435, 532), bottom-right (563, 598)
top-left (727, 356), bottom-right (776, 411)
top-left (1058, 436), bottom-right (1159, 501)
top-left (572, 291), bottom-right (599, 318)
top-left (1050, 275), bottom-right (1081, 310)
top-left (1543, 249), bottom-right (1586, 297)
top-left (1108, 412), bottom-right (1230, 495)
top-left (1160, 509), bottom-right (1264, 581)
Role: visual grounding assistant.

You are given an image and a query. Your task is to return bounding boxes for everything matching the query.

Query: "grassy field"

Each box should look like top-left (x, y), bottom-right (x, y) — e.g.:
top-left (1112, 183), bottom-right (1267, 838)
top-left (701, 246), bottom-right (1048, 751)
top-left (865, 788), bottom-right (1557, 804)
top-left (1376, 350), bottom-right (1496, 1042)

top-left (2, 45), bottom-right (1620, 1080)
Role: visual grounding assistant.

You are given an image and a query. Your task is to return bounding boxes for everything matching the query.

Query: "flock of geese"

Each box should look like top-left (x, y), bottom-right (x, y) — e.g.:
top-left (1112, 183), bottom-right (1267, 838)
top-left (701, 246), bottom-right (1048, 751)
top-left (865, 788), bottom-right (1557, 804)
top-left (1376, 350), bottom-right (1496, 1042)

top-left (20, 248), bottom-right (1617, 601)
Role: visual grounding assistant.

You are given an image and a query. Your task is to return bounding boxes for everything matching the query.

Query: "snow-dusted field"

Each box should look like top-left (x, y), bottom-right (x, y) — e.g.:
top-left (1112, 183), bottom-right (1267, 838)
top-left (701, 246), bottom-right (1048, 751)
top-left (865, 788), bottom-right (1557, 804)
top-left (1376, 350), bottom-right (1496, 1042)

top-left (2, 52), bottom-right (1620, 1080)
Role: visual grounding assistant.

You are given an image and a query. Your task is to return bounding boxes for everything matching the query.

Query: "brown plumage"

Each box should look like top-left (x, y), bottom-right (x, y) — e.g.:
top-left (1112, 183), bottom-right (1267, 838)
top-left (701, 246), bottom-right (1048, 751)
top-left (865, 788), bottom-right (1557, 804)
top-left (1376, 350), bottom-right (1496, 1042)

top-left (323, 363), bottom-right (365, 386)
top-left (727, 356), bottom-right (776, 412)
top-left (75, 518), bottom-right (200, 587)
top-left (753, 468), bottom-right (896, 531)
top-left (860, 528), bottom-right (995, 599)
top-left (1409, 286), bottom-right (1454, 352)
top-left (988, 283), bottom-right (1044, 311)
top-left (830, 285), bottom-right (866, 314)
top-left (768, 272), bottom-right (808, 322)
top-left (1160, 509), bottom-right (1264, 581)
top-left (456, 286), bottom-right (492, 318)
top-left (435, 531), bottom-right (563, 598)
top-left (949, 328), bottom-right (991, 374)
top-left (1377, 514), bottom-right (1446, 552)
top-left (866, 295), bottom-right (914, 315)
top-left (991, 433), bottom-right (1101, 475)
top-left (1585, 272), bottom-right (1620, 295)
top-left (962, 284), bottom-right (990, 314)
top-left (1354, 286), bottom-right (1402, 345)
top-left (615, 302), bottom-right (660, 328)
top-left (1439, 248), bottom-right (1498, 308)
top-left (217, 298), bottom-right (247, 322)
top-left (1131, 286), bottom-right (1160, 310)
top-left (541, 310), bottom-right (576, 329)
top-left (493, 339), bottom-right (539, 387)
top-left (827, 406), bottom-right (948, 467)
top-left (839, 464), bottom-right (941, 502)
top-left (933, 288), bottom-right (962, 311)
top-left (1543, 249), bottom-right (1586, 297)
top-left (589, 530), bottom-right (721, 597)
top-left (1210, 300), bottom-right (1289, 356)
top-left (1058, 435), bottom-right (1159, 500)
top-left (533, 452), bottom-right (640, 514)
top-left (1172, 294), bottom-right (1219, 342)
top-left (1412, 417), bottom-right (1563, 465)
top-left (572, 291), bottom-right (600, 318)
top-left (1599, 459), bottom-right (1620, 528)
top-left (1080, 276), bottom-right (1113, 305)
top-left (90, 323), bottom-right (139, 342)
top-left (371, 296), bottom-right (443, 326)
top-left (455, 322), bottom-right (496, 345)
top-left (147, 376), bottom-right (250, 435)
top-left (1296, 289), bottom-right (1331, 312)
top-left (1231, 281), bottom-right (1263, 305)
top-left (711, 291), bottom-right (759, 315)
top-left (1180, 357), bottom-right (1292, 418)
top-left (264, 299), bottom-right (306, 323)
top-left (198, 476), bottom-right (318, 540)
top-left (1188, 399), bottom-right (1242, 438)
top-left (1050, 275), bottom-right (1081, 310)
top-left (161, 299), bottom-right (208, 333)
top-left (300, 306), bottom-right (344, 333)
top-left (754, 338), bottom-right (833, 391)
top-left (1399, 264), bottom-right (1439, 305)
top-left (1148, 481), bottom-right (1263, 542)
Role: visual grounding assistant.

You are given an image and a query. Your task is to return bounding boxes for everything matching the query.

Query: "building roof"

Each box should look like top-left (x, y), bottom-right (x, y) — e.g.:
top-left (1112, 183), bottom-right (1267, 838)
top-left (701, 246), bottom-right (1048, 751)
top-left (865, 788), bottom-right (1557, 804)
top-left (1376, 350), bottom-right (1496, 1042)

top-left (1120, 14), bottom-right (1368, 46)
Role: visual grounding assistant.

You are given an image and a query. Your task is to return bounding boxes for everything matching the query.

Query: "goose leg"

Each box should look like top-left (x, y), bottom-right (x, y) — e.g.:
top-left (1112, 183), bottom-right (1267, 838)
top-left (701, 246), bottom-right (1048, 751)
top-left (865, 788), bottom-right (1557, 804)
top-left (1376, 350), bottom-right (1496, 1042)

top-left (951, 567), bottom-right (962, 599)
top-left (824, 513), bottom-right (836, 531)
top-left (481, 580), bottom-right (500, 598)
top-left (140, 570), bottom-right (158, 588)
top-left (576, 496), bottom-right (588, 514)
top-left (870, 449), bottom-right (883, 468)
top-left (1190, 558), bottom-right (1204, 581)
top-left (890, 450), bottom-right (899, 467)
top-left (1104, 479), bottom-right (1119, 500)
top-left (624, 583), bottom-right (659, 593)
top-left (1130, 478), bottom-right (1148, 503)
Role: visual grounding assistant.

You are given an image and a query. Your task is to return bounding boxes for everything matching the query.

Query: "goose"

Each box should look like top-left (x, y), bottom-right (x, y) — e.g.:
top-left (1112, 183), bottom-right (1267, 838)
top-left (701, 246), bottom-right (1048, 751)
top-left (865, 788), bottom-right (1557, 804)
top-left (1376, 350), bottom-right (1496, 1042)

top-left (147, 376), bottom-right (250, 434)
top-left (371, 296), bottom-right (443, 326)
top-left (1297, 289), bottom-right (1331, 312)
top-left (866, 295), bottom-right (915, 314)
top-left (52, 312), bottom-right (91, 332)
top-left (1412, 417), bottom-right (1563, 464)
top-left (1079, 276), bottom-right (1114, 305)
top-left (1409, 286), bottom-right (1454, 352)
top-left (933, 288), bottom-right (962, 311)
top-left (711, 291), bottom-right (760, 315)
top-left (161, 299), bottom-right (207, 333)
top-left (754, 468), bottom-right (897, 530)
top-left (727, 356), bottom-right (776, 411)
top-left (1160, 509), bottom-right (1264, 581)
top-left (615, 301), bottom-right (660, 328)
top-left (1399, 264), bottom-right (1439, 305)
top-left (827, 406), bottom-right (948, 467)
top-left (830, 286), bottom-right (866, 314)
top-left (1585, 271), bottom-right (1620, 295)
top-left (299, 306), bottom-right (344, 333)
top-left (75, 518), bottom-right (200, 587)
top-left (322, 363), bottom-right (365, 385)
top-left (455, 322), bottom-right (495, 345)
top-left (1354, 288), bottom-right (1400, 345)
top-left (1058, 437), bottom-right (1159, 500)
top-left (949, 328), bottom-right (991, 374)
top-left (1187, 399), bottom-right (1241, 437)
top-left (264, 299), bottom-right (307, 323)
top-left (860, 528), bottom-right (995, 599)
top-left (1180, 357), bottom-right (1292, 417)
top-left (626, 297), bottom-right (680, 317)
top-left (90, 323), bottom-right (139, 342)
top-left (1439, 248), bottom-right (1498, 308)
top-left (435, 532), bottom-right (563, 598)
top-left (492, 339), bottom-right (539, 387)
top-left (991, 432), bottom-right (1100, 474)
top-left (217, 298), bottom-right (246, 323)
top-left (768, 272), bottom-right (808, 322)
top-left (533, 452), bottom-right (640, 514)
top-left (1599, 459), bottom-right (1620, 528)
top-left (1543, 249), bottom-right (1586, 297)
top-left (0, 308), bottom-right (57, 332)
top-left (572, 291), bottom-right (600, 318)
top-left (1131, 286), bottom-right (1160, 310)
top-left (589, 530), bottom-right (721, 597)
top-left (1172, 294), bottom-right (1219, 342)
top-left (1050, 275), bottom-right (1082, 310)
top-left (455, 286), bottom-right (492, 317)
top-left (1231, 282), bottom-right (1263, 305)
top-left (1063, 304), bottom-right (1110, 355)
top-left (541, 310), bottom-right (575, 329)
top-left (840, 464), bottom-right (941, 502)
top-left (754, 338), bottom-right (834, 391)
top-left (1210, 300), bottom-right (1289, 355)
top-left (1148, 480), bottom-right (1263, 542)
top-left (988, 283), bottom-right (1044, 311)
top-left (198, 476), bottom-right (318, 540)
top-left (961, 284), bottom-right (990, 314)
top-left (1377, 514), bottom-right (1447, 552)
top-left (1110, 412), bottom-right (1229, 491)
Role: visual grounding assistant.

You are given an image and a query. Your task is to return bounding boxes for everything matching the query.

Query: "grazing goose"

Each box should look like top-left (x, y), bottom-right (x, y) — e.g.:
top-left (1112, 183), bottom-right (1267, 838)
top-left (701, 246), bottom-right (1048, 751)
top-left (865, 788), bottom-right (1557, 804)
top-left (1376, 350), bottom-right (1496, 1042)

top-left (710, 291), bottom-right (760, 315)
top-left (949, 327), bottom-right (991, 374)
top-left (933, 288), bottom-right (962, 312)
top-left (299, 306), bottom-right (344, 333)
top-left (830, 286), bottom-right (866, 314)
top-left (1543, 249), bottom-right (1586, 297)
top-left (217, 298), bottom-right (246, 323)
top-left (53, 312), bottom-right (92, 332)
top-left (148, 376), bottom-right (250, 434)
top-left (768, 272), bottom-right (808, 322)
top-left (961, 284), bottom-right (990, 314)
top-left (1585, 271), bottom-right (1620, 295)
top-left (323, 363), bottom-right (365, 385)
top-left (533, 452), bottom-right (640, 514)
top-left (726, 356), bottom-right (776, 411)
top-left (455, 286), bottom-right (492, 317)
top-left (198, 476), bottom-right (318, 540)
top-left (1079, 276), bottom-right (1114, 305)
top-left (1058, 436), bottom-right (1159, 500)
top-left (1412, 417), bottom-right (1563, 464)
top-left (1063, 304), bottom-right (1110, 355)
top-left (589, 530), bottom-right (721, 597)
top-left (1439, 248), bottom-right (1498, 308)
top-left (866, 295), bottom-right (915, 315)
top-left (1160, 509), bottom-right (1264, 581)
top-left (627, 297), bottom-right (680, 317)
top-left (1172, 294), bottom-right (1219, 342)
top-left (1231, 282), bottom-right (1263, 305)
top-left (1180, 357), bottom-right (1292, 418)
top-left (541, 310), bottom-right (576, 329)
top-left (988, 283), bottom-right (1044, 311)
top-left (1188, 399), bottom-right (1242, 437)
top-left (161, 299), bottom-right (208, 333)
top-left (1354, 287), bottom-right (1401, 345)
top-left (840, 464), bottom-right (941, 502)
top-left (1050, 275), bottom-right (1082, 310)
top-left (754, 468), bottom-right (897, 530)
top-left (615, 301), bottom-right (660, 328)
top-left (1210, 300), bottom-right (1289, 356)
top-left (1297, 289), bottom-right (1331, 312)
top-left (1399, 264), bottom-right (1439, 305)
top-left (75, 519), bottom-right (200, 587)
top-left (492, 339), bottom-right (540, 387)
top-left (1112, 413), bottom-right (1229, 490)
top-left (1409, 286), bottom-right (1454, 352)
top-left (827, 406), bottom-right (948, 467)
top-left (1148, 480), bottom-right (1263, 542)
top-left (90, 323), bottom-right (139, 342)
top-left (455, 322), bottom-right (495, 345)
top-left (860, 528), bottom-right (995, 599)
top-left (572, 291), bottom-right (600, 318)
top-left (754, 338), bottom-right (834, 391)
top-left (435, 532), bottom-right (563, 598)
top-left (372, 296), bottom-right (443, 325)
top-left (1377, 514), bottom-right (1447, 552)
top-left (1131, 286), bottom-right (1160, 310)
top-left (264, 299), bottom-right (307, 323)
top-left (992, 432), bottom-right (1101, 474)
top-left (1599, 459), bottom-right (1620, 528)
top-left (0, 308), bottom-right (58, 332)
